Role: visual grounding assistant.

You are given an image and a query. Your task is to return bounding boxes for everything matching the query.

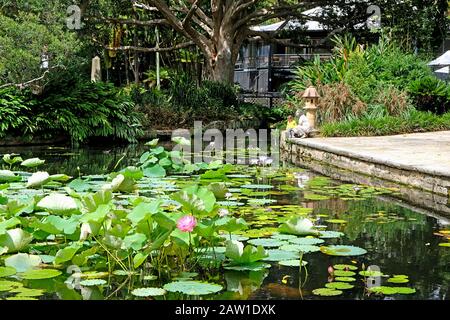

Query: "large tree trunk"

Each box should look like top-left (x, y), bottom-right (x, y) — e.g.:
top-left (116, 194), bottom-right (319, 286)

top-left (204, 37), bottom-right (238, 84)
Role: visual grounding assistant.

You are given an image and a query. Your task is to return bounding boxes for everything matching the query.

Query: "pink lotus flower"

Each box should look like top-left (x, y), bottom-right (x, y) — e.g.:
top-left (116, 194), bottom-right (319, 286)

top-left (328, 266), bottom-right (335, 275)
top-left (177, 215), bottom-right (197, 232)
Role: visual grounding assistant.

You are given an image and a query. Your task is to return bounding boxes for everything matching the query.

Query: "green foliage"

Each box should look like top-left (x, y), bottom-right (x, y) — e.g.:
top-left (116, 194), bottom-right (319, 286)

top-left (0, 80), bottom-right (143, 143)
top-left (408, 76), bottom-right (450, 114)
top-left (321, 109), bottom-right (450, 137)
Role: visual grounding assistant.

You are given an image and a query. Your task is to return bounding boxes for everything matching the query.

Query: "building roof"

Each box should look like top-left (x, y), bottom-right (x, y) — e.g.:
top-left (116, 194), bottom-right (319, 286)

top-left (250, 6), bottom-right (365, 33)
top-left (428, 51), bottom-right (450, 67)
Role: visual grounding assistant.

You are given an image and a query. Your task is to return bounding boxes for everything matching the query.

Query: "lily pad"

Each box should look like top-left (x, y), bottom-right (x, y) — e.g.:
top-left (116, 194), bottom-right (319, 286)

top-left (163, 281), bottom-right (223, 295)
top-left (359, 270), bottom-right (384, 277)
top-left (0, 266), bottom-right (16, 277)
top-left (262, 249), bottom-right (298, 261)
top-left (279, 244), bottom-right (321, 253)
top-left (312, 288), bottom-right (343, 296)
top-left (271, 234), bottom-right (298, 241)
top-left (131, 287), bottom-right (166, 297)
top-left (247, 238), bottom-right (287, 248)
top-left (325, 282), bottom-right (354, 290)
top-left (289, 237), bottom-right (324, 245)
top-left (241, 184), bottom-right (274, 190)
top-left (320, 245), bottom-right (367, 256)
top-left (333, 264), bottom-right (358, 271)
top-left (21, 269), bottom-right (62, 280)
top-left (368, 286), bottom-right (415, 295)
top-left (319, 231), bottom-right (344, 239)
top-left (303, 193), bottom-right (330, 201)
top-left (224, 262), bottom-right (271, 271)
top-left (333, 270), bottom-right (356, 277)
top-left (335, 277), bottom-right (356, 282)
top-left (80, 279), bottom-right (107, 287)
top-left (278, 260), bottom-right (308, 267)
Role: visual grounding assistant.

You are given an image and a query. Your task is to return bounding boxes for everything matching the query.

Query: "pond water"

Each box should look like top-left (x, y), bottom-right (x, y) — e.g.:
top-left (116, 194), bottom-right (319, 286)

top-left (0, 143), bottom-right (449, 300)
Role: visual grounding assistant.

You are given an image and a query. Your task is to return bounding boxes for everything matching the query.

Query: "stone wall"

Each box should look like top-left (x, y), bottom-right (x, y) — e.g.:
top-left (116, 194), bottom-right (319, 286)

top-left (280, 132), bottom-right (450, 216)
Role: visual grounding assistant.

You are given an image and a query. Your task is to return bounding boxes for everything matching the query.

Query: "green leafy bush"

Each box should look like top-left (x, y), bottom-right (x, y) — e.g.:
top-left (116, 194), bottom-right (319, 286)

top-left (408, 76), bottom-right (450, 114)
top-left (0, 80), bottom-right (143, 143)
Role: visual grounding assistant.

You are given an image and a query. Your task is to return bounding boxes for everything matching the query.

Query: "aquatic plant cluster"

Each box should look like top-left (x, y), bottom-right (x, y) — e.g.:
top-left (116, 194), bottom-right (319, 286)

top-left (0, 141), bottom-right (444, 300)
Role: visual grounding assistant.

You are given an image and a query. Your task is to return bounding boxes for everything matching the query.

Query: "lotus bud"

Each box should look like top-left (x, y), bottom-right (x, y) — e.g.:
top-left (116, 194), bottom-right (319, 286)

top-left (176, 215), bottom-right (197, 232)
top-left (328, 266), bottom-right (334, 275)
top-left (79, 223), bottom-right (92, 241)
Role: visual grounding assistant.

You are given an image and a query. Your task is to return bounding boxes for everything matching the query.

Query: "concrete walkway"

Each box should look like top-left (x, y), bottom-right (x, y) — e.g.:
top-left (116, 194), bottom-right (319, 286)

top-left (293, 131), bottom-right (450, 177)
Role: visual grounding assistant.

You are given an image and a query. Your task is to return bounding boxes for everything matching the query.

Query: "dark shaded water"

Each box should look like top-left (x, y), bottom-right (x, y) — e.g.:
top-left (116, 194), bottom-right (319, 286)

top-left (1, 144), bottom-right (449, 300)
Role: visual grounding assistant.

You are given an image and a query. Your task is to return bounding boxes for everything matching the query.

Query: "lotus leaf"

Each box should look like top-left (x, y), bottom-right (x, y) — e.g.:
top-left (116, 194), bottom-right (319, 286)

top-left (279, 244), bottom-right (320, 253)
top-left (312, 288), bottom-right (343, 296)
top-left (21, 269), bottom-right (62, 280)
top-left (225, 240), bottom-right (267, 265)
top-left (320, 245), bottom-right (367, 256)
top-left (80, 279), bottom-right (107, 286)
top-left (247, 238), bottom-right (287, 248)
top-left (278, 260), bottom-right (308, 267)
top-left (325, 282), bottom-right (354, 290)
top-left (262, 249), bottom-right (298, 261)
top-left (333, 270), bottom-right (356, 277)
top-left (131, 287), bottom-right (166, 297)
top-left (5, 253), bottom-right (42, 272)
top-left (333, 264), bottom-right (358, 271)
top-left (37, 194), bottom-right (78, 215)
top-left (21, 158), bottom-right (45, 168)
top-left (0, 266), bottom-right (16, 277)
top-left (163, 281), bottom-right (223, 295)
top-left (289, 237), bottom-right (324, 245)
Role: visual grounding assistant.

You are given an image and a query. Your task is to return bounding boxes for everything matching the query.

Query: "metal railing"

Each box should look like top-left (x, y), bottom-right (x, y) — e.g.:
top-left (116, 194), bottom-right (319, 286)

top-left (235, 53), bottom-right (332, 69)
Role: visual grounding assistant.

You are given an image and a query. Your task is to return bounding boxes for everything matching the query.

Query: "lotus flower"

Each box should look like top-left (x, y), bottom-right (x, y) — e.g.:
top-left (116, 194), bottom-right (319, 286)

top-left (218, 208), bottom-right (230, 217)
top-left (177, 215), bottom-right (197, 232)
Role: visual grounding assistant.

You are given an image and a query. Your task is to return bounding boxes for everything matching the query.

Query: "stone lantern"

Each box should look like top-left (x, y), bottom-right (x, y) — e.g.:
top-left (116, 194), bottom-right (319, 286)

top-left (302, 86), bottom-right (320, 129)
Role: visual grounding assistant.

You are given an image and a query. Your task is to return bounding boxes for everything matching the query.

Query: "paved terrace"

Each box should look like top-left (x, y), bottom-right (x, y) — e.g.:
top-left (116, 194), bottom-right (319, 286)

top-left (294, 131), bottom-right (450, 178)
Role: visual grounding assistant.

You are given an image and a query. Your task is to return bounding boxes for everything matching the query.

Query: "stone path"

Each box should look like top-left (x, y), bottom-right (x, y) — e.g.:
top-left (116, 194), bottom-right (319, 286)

top-left (292, 131), bottom-right (450, 177)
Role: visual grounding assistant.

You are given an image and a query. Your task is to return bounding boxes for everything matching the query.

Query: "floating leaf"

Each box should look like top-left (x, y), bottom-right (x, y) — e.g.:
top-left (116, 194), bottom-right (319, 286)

top-left (319, 231), bottom-right (344, 239)
top-left (247, 238), bottom-right (287, 248)
top-left (131, 287), bottom-right (166, 297)
top-left (0, 280), bottom-right (23, 291)
top-left (333, 264), bottom-right (358, 271)
top-left (335, 277), bottom-right (356, 282)
top-left (289, 237), bottom-right (324, 245)
top-left (320, 245), bottom-right (367, 256)
top-left (279, 244), bottom-right (320, 253)
top-left (359, 270), bottom-right (384, 277)
top-left (325, 282), bottom-right (354, 290)
top-left (223, 262), bottom-right (271, 271)
top-left (388, 275), bottom-right (409, 284)
top-left (163, 281), bottom-right (223, 295)
top-left (0, 267), bottom-right (16, 278)
top-left (438, 243), bottom-right (450, 247)
top-left (80, 279), bottom-right (107, 287)
top-left (241, 184), bottom-right (274, 190)
top-left (368, 286), bottom-right (416, 295)
top-left (263, 249), bottom-right (298, 261)
top-left (303, 193), bottom-right (330, 201)
top-left (271, 234), bottom-right (297, 241)
top-left (11, 287), bottom-right (44, 297)
top-left (312, 288), bottom-right (343, 296)
top-left (279, 260), bottom-right (308, 267)
top-left (333, 270), bottom-right (356, 277)
top-left (326, 219), bottom-right (347, 224)
top-left (21, 269), bottom-right (62, 280)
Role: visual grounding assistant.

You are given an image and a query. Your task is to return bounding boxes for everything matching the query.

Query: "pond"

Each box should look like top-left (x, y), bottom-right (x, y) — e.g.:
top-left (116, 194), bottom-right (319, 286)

top-left (0, 143), bottom-right (449, 300)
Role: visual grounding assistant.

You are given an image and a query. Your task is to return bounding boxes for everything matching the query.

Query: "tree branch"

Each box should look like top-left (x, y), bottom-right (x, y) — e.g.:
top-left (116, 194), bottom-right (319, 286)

top-left (104, 41), bottom-right (195, 53)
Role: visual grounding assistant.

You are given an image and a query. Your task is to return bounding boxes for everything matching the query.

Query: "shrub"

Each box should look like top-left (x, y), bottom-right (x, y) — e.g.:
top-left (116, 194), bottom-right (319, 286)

top-left (321, 109), bottom-right (450, 137)
top-left (408, 76), bottom-right (449, 114)
top-left (0, 80), bottom-right (143, 143)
